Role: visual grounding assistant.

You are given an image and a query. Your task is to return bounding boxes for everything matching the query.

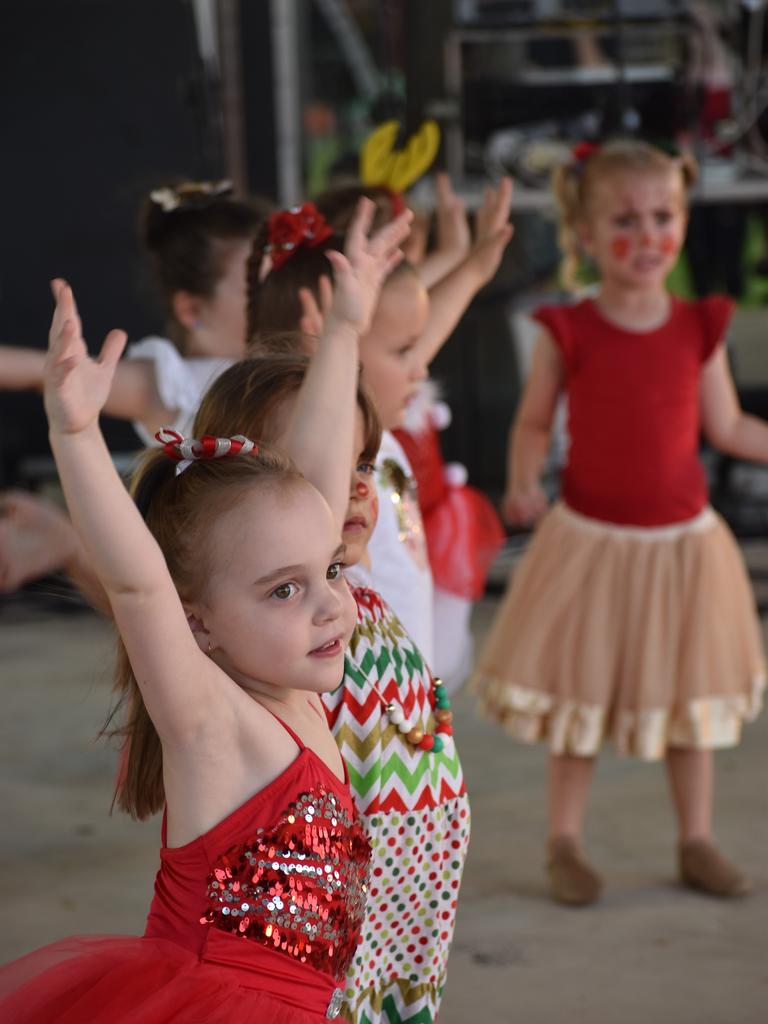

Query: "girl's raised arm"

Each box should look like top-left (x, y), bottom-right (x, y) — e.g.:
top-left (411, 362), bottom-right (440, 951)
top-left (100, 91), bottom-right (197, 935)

top-left (415, 173), bottom-right (472, 289)
top-left (0, 345), bottom-right (47, 389)
top-left (44, 282), bottom-right (220, 742)
top-left (416, 177), bottom-right (514, 366)
top-left (285, 200), bottom-right (411, 526)
top-left (0, 331), bottom-right (179, 432)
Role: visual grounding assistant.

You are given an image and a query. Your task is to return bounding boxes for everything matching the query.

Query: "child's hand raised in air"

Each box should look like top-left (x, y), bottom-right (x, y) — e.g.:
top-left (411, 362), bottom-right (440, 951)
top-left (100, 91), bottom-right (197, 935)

top-left (301, 198), bottom-right (412, 341)
top-left (298, 274), bottom-right (334, 347)
top-left (470, 176), bottom-right (515, 287)
top-left (44, 280), bottom-right (127, 435)
top-left (435, 172), bottom-right (471, 263)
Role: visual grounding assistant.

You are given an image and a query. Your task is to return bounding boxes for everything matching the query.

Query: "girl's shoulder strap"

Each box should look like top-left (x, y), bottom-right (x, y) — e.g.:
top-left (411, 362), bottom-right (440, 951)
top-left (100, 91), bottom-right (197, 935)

top-left (260, 704), bottom-right (306, 751)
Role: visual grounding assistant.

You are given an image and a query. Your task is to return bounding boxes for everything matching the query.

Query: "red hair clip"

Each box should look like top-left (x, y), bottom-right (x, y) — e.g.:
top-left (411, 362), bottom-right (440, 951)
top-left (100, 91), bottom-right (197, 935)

top-left (264, 202), bottom-right (333, 271)
top-left (156, 429), bottom-right (259, 476)
top-left (381, 186), bottom-right (406, 218)
top-left (571, 141), bottom-right (601, 166)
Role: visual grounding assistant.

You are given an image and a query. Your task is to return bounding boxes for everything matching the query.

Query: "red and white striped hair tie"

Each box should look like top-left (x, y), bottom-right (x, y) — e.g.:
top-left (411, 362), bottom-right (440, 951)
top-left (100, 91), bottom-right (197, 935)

top-left (155, 429), bottom-right (259, 476)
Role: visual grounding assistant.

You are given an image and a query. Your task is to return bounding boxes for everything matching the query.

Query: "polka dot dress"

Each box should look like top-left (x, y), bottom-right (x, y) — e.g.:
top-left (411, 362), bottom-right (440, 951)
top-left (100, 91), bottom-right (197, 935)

top-left (323, 586), bottom-right (470, 1024)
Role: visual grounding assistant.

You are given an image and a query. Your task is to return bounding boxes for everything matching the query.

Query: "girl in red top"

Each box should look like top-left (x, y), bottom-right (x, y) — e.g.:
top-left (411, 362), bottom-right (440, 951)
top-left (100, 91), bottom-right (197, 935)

top-left (474, 140), bottom-right (767, 906)
top-left (0, 205), bottom-right (408, 1022)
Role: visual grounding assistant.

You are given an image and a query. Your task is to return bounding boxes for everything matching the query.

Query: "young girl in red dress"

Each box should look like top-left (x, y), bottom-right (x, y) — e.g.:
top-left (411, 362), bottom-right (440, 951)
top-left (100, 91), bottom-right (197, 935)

top-left (0, 205), bottom-right (407, 1022)
top-left (474, 140), bottom-right (767, 905)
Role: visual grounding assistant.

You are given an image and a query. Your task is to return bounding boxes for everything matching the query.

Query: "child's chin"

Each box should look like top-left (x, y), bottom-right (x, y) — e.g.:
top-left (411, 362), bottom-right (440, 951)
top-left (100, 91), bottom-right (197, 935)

top-left (341, 535), bottom-right (370, 565)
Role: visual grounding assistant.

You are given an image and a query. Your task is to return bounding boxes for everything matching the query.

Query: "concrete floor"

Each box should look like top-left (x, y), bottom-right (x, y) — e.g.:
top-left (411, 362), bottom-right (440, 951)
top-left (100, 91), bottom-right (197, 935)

top-left (1, 573), bottom-right (767, 1024)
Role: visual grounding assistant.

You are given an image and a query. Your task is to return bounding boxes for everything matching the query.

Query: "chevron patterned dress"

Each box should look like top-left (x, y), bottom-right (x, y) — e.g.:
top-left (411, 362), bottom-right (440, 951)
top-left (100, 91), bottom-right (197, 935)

top-left (322, 585), bottom-right (470, 1024)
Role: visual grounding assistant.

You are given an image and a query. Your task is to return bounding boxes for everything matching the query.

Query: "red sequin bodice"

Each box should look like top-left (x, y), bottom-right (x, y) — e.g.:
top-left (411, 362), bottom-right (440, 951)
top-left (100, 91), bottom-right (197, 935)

top-left (201, 784), bottom-right (370, 980)
top-left (144, 737), bottom-right (371, 988)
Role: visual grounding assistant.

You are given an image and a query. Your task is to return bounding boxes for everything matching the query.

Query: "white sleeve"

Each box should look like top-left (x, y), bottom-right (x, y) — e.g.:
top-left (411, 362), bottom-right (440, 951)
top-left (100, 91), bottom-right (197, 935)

top-left (126, 337), bottom-right (233, 446)
top-left (367, 431), bottom-right (435, 661)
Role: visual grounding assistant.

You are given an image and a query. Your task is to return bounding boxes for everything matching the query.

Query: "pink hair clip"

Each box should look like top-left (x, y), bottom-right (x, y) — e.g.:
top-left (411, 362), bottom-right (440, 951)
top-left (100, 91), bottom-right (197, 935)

top-left (156, 429), bottom-right (259, 476)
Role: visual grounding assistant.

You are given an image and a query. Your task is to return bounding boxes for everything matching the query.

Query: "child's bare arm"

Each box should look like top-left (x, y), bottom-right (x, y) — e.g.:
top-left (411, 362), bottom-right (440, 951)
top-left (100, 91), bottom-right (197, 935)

top-left (701, 345), bottom-right (768, 461)
top-left (285, 201), bottom-right (412, 526)
top-left (45, 282), bottom-right (221, 742)
top-left (503, 329), bottom-right (563, 525)
top-left (100, 358), bottom-right (178, 430)
top-left (0, 346), bottom-right (47, 389)
top-left (417, 177), bottom-right (514, 366)
top-left (0, 326), bottom-right (178, 431)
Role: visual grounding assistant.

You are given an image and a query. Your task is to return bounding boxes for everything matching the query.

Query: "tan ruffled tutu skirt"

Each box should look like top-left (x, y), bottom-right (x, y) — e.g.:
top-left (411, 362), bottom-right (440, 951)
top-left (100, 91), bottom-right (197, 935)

top-left (474, 503), bottom-right (765, 760)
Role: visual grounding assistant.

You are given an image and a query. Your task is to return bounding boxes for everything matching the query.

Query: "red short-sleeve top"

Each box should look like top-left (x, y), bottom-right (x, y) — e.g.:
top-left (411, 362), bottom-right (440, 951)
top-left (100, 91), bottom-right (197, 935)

top-left (533, 295), bottom-right (733, 527)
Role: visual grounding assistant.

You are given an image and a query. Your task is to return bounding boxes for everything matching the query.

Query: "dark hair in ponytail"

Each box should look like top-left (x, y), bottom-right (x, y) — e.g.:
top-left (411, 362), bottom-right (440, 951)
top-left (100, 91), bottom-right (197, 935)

top-left (138, 181), bottom-right (269, 345)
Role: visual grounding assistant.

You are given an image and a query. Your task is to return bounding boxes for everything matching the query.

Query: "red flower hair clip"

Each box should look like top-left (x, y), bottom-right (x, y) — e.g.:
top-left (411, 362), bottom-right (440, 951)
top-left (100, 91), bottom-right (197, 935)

top-left (264, 202), bottom-right (333, 271)
top-left (571, 141), bottom-right (601, 166)
top-left (156, 429), bottom-right (259, 476)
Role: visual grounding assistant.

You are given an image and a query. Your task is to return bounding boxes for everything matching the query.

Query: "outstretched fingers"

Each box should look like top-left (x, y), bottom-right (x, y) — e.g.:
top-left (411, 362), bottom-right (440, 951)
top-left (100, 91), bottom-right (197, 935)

top-left (298, 286), bottom-right (324, 337)
top-left (369, 208), bottom-right (413, 263)
top-left (318, 274), bottom-right (334, 317)
top-left (493, 176), bottom-right (514, 230)
top-left (476, 176), bottom-right (513, 241)
top-left (324, 250), bottom-right (352, 280)
top-left (49, 280), bottom-right (83, 346)
top-left (98, 329), bottom-right (128, 373)
top-left (299, 276), bottom-right (334, 337)
top-left (344, 197), bottom-right (376, 263)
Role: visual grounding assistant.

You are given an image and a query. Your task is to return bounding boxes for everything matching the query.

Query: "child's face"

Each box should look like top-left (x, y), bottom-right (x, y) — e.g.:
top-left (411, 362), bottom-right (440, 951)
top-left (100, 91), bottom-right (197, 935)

top-left (194, 480), bottom-right (356, 695)
top-left (358, 271), bottom-right (429, 430)
top-left (196, 240), bottom-right (252, 358)
top-left (341, 411), bottom-right (378, 568)
top-left (580, 170), bottom-right (687, 290)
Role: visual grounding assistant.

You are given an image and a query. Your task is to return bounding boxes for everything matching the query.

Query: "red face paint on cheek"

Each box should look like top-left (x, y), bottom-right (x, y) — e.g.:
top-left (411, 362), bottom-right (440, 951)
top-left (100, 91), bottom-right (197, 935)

top-left (659, 235), bottom-right (677, 255)
top-left (611, 237), bottom-right (631, 260)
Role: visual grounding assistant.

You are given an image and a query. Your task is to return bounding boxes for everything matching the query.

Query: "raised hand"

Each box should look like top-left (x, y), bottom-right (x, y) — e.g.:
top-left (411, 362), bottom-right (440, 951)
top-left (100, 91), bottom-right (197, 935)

top-left (44, 280), bottom-right (127, 435)
top-left (401, 208), bottom-right (430, 267)
top-left (470, 176), bottom-right (515, 286)
top-left (324, 198), bottom-right (412, 336)
top-left (298, 274), bottom-right (334, 340)
top-left (435, 172), bottom-right (471, 262)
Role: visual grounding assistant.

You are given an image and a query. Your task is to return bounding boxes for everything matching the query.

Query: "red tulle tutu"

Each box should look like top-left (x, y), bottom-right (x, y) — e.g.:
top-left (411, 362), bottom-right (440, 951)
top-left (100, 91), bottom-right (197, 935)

top-left (394, 423), bottom-right (504, 600)
top-left (0, 934), bottom-right (340, 1023)
top-left (424, 485), bottom-right (505, 600)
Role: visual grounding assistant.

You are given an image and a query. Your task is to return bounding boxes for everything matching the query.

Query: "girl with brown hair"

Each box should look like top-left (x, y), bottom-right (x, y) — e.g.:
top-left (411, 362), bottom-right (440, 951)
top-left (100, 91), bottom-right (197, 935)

top-left (0, 204), bottom-right (407, 1023)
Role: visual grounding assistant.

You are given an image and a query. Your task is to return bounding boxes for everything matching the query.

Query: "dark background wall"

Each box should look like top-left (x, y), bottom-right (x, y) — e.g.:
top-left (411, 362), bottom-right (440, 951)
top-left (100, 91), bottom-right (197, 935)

top-left (0, 0), bottom-right (276, 484)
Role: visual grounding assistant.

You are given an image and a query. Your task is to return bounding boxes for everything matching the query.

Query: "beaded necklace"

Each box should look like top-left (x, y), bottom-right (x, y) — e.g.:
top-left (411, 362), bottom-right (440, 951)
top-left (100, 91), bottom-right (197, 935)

top-left (371, 676), bottom-right (453, 754)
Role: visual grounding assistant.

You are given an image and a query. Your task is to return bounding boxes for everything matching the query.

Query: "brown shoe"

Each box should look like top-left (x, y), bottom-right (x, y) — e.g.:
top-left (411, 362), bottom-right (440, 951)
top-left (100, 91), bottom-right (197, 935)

top-left (547, 836), bottom-right (603, 906)
top-left (679, 839), bottom-right (752, 898)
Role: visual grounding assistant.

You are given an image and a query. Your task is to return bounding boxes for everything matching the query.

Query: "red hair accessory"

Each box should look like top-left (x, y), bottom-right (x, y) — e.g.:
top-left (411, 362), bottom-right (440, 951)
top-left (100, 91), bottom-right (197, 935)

top-left (381, 186), bottom-right (406, 218)
top-left (156, 429), bottom-right (259, 476)
top-left (264, 202), bottom-right (333, 271)
top-left (571, 141), bottom-right (601, 165)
